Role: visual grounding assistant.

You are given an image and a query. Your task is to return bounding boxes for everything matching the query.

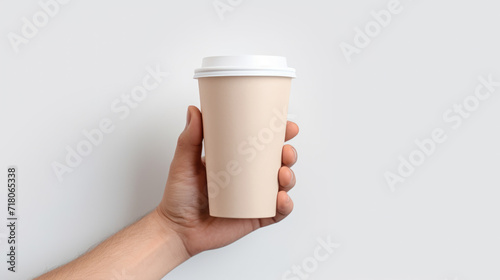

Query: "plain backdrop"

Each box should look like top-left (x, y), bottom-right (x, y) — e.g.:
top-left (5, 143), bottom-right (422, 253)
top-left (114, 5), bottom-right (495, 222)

top-left (1, 0), bottom-right (500, 279)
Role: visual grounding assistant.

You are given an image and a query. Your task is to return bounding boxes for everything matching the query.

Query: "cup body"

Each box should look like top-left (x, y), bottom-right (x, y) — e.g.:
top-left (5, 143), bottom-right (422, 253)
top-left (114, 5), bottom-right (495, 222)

top-left (198, 76), bottom-right (291, 218)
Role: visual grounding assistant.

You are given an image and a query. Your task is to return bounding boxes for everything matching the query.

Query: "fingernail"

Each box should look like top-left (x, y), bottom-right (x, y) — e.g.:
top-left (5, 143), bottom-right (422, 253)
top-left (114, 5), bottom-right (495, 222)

top-left (185, 107), bottom-right (191, 129)
top-left (289, 170), bottom-right (295, 187)
top-left (292, 146), bottom-right (298, 162)
top-left (286, 194), bottom-right (290, 202)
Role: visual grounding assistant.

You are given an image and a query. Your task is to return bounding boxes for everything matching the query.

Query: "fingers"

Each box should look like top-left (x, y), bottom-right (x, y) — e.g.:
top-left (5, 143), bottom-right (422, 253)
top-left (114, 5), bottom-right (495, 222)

top-left (273, 191), bottom-right (294, 224)
top-left (258, 145), bottom-right (297, 228)
top-left (285, 121), bottom-right (299, 141)
top-left (282, 144), bottom-right (297, 167)
top-left (275, 190), bottom-right (293, 220)
top-left (278, 166), bottom-right (296, 192)
top-left (259, 191), bottom-right (294, 227)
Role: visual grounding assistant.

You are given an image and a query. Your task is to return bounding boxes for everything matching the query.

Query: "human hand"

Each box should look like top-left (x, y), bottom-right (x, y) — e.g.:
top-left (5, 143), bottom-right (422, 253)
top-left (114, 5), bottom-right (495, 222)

top-left (155, 105), bottom-right (299, 257)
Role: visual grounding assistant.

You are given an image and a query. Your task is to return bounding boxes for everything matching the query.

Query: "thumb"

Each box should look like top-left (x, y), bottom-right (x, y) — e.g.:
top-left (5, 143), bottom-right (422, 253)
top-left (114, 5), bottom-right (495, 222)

top-left (171, 106), bottom-right (204, 170)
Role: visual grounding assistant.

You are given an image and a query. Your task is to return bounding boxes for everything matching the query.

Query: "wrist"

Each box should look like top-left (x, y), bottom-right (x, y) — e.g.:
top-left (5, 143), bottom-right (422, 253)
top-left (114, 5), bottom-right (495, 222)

top-left (146, 209), bottom-right (191, 271)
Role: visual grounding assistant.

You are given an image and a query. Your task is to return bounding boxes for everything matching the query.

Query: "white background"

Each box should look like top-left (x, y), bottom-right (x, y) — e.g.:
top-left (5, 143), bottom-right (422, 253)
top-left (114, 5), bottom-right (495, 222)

top-left (1, 0), bottom-right (500, 279)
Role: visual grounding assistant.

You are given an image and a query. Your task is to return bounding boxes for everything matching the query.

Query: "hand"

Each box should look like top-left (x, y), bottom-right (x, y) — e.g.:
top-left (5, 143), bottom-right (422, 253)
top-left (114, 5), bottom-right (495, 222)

top-left (156, 105), bottom-right (299, 256)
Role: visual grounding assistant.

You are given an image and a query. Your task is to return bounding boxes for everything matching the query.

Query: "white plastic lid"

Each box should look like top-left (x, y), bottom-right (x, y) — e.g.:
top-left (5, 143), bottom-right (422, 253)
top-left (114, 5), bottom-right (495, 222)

top-left (193, 55), bottom-right (296, 79)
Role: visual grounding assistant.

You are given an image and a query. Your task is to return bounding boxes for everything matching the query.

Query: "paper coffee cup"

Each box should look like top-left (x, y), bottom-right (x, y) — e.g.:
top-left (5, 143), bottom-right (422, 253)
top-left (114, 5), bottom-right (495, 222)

top-left (194, 55), bottom-right (296, 218)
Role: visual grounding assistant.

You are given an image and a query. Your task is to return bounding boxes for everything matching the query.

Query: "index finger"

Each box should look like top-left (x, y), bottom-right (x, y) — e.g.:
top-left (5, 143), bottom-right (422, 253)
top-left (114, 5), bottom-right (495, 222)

top-left (285, 121), bottom-right (299, 141)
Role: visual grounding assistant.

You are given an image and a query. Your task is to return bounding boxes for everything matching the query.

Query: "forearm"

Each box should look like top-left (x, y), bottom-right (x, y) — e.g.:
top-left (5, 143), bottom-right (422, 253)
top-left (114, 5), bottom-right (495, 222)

top-left (36, 209), bottom-right (190, 280)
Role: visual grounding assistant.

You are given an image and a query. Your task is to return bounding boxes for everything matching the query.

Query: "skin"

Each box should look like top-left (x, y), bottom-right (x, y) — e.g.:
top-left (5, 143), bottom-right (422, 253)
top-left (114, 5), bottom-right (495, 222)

top-left (36, 106), bottom-right (299, 279)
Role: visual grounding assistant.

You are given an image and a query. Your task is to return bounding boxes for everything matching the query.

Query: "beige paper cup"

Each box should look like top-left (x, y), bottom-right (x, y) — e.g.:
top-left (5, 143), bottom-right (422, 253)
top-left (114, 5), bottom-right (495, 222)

top-left (194, 55), bottom-right (295, 218)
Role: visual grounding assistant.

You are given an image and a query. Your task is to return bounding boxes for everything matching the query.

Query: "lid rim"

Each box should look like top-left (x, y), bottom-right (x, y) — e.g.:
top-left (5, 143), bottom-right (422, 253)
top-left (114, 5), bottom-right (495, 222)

top-left (194, 69), bottom-right (296, 79)
top-left (193, 55), bottom-right (296, 79)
